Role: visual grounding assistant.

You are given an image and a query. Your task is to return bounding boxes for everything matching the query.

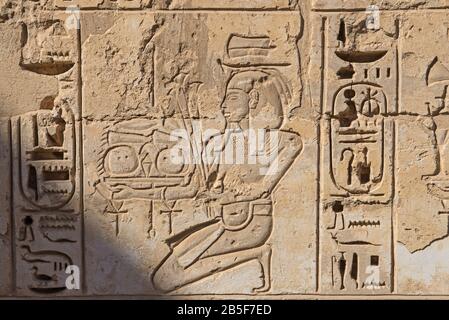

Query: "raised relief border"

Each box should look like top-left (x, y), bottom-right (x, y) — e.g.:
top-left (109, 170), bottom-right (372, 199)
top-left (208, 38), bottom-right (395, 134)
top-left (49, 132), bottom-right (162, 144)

top-left (81, 10), bottom-right (307, 296)
top-left (7, 0), bottom-right (449, 299)
top-left (312, 0), bottom-right (449, 11)
top-left (315, 5), bottom-right (449, 296)
top-left (54, 0), bottom-right (299, 10)
top-left (0, 11), bottom-right (84, 296)
top-left (318, 12), bottom-right (398, 295)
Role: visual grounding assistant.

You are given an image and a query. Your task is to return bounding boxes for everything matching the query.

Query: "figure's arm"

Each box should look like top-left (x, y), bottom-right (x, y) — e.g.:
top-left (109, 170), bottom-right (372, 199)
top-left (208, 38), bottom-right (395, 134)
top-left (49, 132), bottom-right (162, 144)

top-left (111, 186), bottom-right (163, 201)
top-left (164, 174), bottom-right (201, 200)
top-left (111, 169), bottom-right (201, 201)
top-left (219, 131), bottom-right (302, 205)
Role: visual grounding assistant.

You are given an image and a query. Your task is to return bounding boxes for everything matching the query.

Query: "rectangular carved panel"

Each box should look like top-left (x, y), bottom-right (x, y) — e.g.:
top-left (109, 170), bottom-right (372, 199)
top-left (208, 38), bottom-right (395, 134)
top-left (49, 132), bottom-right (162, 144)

top-left (317, 13), bottom-right (398, 294)
top-left (81, 10), bottom-right (315, 295)
top-left (54, 0), bottom-right (297, 9)
top-left (0, 10), bottom-right (84, 297)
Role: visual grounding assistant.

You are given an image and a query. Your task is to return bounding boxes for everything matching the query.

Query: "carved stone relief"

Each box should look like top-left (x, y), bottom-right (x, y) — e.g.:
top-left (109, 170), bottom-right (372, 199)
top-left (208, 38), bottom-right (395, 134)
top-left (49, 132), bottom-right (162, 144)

top-left (2, 0), bottom-right (449, 298)
top-left (1, 7), bottom-right (82, 296)
top-left (81, 10), bottom-right (312, 295)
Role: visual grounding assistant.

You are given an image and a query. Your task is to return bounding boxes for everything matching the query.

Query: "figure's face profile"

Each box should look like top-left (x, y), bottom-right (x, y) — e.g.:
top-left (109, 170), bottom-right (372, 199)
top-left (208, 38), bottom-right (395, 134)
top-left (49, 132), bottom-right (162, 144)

top-left (221, 89), bottom-right (250, 123)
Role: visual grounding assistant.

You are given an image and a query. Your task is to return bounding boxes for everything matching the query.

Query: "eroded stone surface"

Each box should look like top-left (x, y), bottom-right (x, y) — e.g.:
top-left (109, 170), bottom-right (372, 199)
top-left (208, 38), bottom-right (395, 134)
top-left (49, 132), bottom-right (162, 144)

top-left (2, 0), bottom-right (449, 298)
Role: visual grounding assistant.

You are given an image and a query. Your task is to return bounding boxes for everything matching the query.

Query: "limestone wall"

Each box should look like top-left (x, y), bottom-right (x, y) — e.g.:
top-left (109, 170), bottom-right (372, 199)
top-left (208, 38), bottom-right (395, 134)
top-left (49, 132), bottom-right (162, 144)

top-left (1, 0), bottom-right (449, 298)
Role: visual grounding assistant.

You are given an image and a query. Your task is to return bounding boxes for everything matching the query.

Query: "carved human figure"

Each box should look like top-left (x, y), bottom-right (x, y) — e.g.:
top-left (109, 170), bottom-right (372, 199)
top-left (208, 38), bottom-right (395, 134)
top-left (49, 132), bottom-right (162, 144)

top-left (438, 131), bottom-right (449, 176)
top-left (421, 112), bottom-right (449, 203)
top-left (151, 69), bottom-right (302, 293)
top-left (44, 106), bottom-right (66, 147)
top-left (353, 147), bottom-right (371, 186)
top-left (424, 114), bottom-right (449, 177)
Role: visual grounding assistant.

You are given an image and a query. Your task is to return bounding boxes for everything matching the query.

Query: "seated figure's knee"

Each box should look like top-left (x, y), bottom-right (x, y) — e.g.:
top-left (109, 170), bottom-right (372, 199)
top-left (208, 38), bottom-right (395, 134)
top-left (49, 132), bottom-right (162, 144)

top-left (152, 257), bottom-right (183, 293)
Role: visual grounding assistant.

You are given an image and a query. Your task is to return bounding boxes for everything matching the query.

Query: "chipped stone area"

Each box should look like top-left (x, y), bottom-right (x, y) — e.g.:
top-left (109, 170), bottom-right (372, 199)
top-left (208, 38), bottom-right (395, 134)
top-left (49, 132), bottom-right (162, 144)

top-left (1, 0), bottom-right (449, 298)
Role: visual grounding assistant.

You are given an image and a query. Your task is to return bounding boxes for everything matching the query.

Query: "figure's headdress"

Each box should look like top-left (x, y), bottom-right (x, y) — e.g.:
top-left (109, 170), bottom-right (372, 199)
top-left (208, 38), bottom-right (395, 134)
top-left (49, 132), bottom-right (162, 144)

top-left (221, 34), bottom-right (291, 68)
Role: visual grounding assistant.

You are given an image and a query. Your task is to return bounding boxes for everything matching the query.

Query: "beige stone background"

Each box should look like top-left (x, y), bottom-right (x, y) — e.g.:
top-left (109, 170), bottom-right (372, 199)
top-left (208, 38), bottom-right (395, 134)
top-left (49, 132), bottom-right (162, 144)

top-left (2, 0), bottom-right (449, 298)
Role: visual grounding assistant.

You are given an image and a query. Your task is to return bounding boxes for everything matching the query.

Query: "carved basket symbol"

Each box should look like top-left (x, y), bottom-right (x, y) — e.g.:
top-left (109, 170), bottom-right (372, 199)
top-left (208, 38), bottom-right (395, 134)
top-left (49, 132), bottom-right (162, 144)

top-left (330, 83), bottom-right (387, 194)
top-left (16, 108), bottom-right (76, 210)
top-left (20, 20), bottom-right (75, 76)
top-left (98, 119), bottom-right (195, 191)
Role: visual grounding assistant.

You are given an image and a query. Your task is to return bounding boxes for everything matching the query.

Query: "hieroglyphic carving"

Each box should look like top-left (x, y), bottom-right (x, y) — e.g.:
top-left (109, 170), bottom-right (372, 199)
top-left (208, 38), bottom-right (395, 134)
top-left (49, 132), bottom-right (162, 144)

top-left (5, 13), bottom-right (83, 296)
top-left (20, 19), bottom-right (76, 76)
top-left (320, 14), bottom-right (398, 294)
top-left (392, 14), bottom-right (449, 283)
top-left (20, 244), bottom-right (73, 293)
top-left (423, 57), bottom-right (449, 208)
top-left (14, 107), bottom-right (76, 210)
top-left (94, 118), bottom-right (197, 237)
top-left (329, 83), bottom-right (390, 196)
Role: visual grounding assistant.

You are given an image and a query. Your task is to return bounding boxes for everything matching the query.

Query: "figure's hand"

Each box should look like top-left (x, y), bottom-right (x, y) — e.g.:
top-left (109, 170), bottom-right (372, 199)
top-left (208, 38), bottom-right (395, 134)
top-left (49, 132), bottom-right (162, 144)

top-left (217, 191), bottom-right (237, 205)
top-left (180, 169), bottom-right (196, 187)
top-left (110, 184), bottom-right (136, 200)
top-left (257, 190), bottom-right (270, 200)
top-left (219, 189), bottom-right (269, 205)
top-left (196, 189), bottom-right (221, 201)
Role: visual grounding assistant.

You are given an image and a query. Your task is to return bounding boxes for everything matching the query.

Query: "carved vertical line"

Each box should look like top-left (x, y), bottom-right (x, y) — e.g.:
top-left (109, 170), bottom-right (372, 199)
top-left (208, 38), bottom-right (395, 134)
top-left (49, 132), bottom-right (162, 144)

top-left (316, 122), bottom-right (321, 293)
top-left (320, 16), bottom-right (327, 116)
top-left (397, 19), bottom-right (402, 114)
top-left (153, 45), bottom-right (156, 107)
top-left (9, 118), bottom-right (16, 294)
top-left (392, 18), bottom-right (401, 293)
top-left (77, 20), bottom-right (86, 294)
top-left (316, 15), bottom-right (327, 293)
top-left (391, 121), bottom-right (397, 293)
